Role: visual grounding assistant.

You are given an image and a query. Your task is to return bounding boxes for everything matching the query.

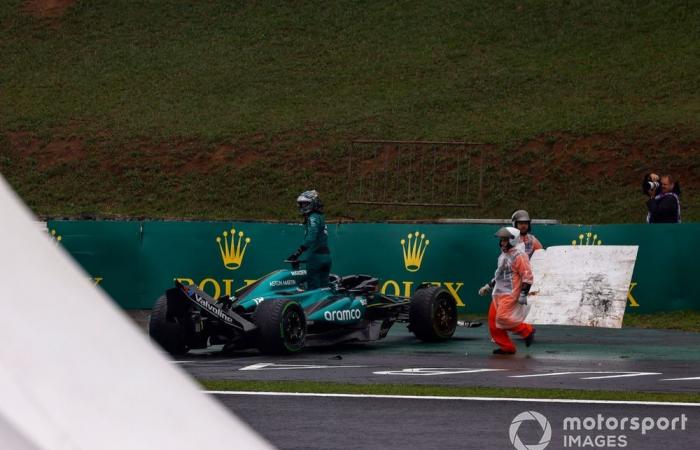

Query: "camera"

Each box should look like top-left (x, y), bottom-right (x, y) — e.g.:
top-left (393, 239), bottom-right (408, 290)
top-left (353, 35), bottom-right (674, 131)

top-left (645, 180), bottom-right (660, 191)
top-left (641, 173), bottom-right (660, 195)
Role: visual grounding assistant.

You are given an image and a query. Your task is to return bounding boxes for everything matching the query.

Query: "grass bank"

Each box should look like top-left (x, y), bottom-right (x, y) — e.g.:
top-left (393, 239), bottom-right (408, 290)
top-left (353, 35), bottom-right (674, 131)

top-left (1, 1), bottom-right (699, 221)
top-left (461, 311), bottom-right (700, 333)
top-left (3, 1), bottom-right (699, 141)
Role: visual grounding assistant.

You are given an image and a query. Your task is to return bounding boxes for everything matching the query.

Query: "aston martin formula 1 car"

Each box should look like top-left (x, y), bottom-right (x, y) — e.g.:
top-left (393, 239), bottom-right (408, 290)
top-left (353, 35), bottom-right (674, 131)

top-left (149, 262), bottom-right (458, 355)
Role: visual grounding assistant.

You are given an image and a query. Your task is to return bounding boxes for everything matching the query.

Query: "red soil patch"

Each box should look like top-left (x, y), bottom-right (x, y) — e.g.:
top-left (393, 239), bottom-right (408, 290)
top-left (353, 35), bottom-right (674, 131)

top-left (3, 132), bottom-right (273, 176)
top-left (215, 144), bottom-right (262, 168)
top-left (6, 131), bottom-right (86, 168)
top-left (22, 0), bottom-right (75, 19)
top-left (521, 132), bottom-right (700, 186)
top-left (3, 130), bottom-right (697, 208)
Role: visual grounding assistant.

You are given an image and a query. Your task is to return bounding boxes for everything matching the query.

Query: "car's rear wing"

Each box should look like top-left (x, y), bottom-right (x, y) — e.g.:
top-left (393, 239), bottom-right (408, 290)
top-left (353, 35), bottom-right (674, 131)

top-left (175, 281), bottom-right (257, 333)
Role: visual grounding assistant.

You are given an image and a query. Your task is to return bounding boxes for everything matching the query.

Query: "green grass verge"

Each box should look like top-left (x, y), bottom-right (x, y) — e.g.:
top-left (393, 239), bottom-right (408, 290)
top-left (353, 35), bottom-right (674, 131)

top-left (200, 379), bottom-right (700, 403)
top-left (461, 311), bottom-right (700, 333)
top-left (623, 310), bottom-right (700, 333)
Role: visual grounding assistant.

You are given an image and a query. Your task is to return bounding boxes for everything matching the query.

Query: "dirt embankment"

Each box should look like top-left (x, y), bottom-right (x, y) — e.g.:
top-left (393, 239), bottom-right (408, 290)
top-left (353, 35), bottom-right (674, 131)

top-left (23, 0), bottom-right (75, 19)
top-left (1, 128), bottom-right (697, 222)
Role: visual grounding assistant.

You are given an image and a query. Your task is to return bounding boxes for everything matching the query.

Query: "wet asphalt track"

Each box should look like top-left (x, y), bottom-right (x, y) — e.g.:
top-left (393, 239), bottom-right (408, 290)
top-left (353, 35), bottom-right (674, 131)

top-left (215, 393), bottom-right (700, 450)
top-left (177, 324), bottom-right (700, 393)
top-left (169, 324), bottom-right (700, 449)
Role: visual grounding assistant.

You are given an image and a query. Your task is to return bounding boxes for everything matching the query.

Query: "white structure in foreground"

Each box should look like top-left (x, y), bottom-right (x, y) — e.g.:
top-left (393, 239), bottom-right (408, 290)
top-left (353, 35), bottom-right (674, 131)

top-left (0, 175), bottom-right (271, 450)
top-left (526, 245), bottom-right (638, 328)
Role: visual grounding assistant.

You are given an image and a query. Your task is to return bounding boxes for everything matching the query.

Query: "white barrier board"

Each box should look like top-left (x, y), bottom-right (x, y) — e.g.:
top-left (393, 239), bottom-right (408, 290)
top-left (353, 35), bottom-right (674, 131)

top-left (526, 245), bottom-right (638, 328)
top-left (0, 176), bottom-right (271, 450)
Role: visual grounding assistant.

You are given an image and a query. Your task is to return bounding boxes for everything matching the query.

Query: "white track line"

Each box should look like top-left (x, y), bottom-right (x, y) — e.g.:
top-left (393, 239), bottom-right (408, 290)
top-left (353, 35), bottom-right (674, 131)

top-left (206, 391), bottom-right (700, 407)
top-left (581, 372), bottom-right (661, 380)
top-left (510, 371), bottom-right (661, 379)
top-left (172, 360), bottom-right (230, 364)
top-left (240, 363), bottom-right (367, 371)
top-left (372, 368), bottom-right (507, 376)
top-left (662, 377), bottom-right (700, 381)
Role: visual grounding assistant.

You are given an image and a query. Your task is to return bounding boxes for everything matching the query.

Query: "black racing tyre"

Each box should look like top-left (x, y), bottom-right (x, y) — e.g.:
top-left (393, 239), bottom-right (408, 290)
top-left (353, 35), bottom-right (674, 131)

top-left (253, 299), bottom-right (306, 354)
top-left (148, 289), bottom-right (193, 356)
top-left (409, 286), bottom-right (458, 342)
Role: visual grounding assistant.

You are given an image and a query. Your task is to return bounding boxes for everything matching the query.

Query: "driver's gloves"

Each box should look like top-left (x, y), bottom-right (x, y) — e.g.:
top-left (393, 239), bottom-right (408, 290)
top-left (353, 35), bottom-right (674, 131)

top-left (287, 246), bottom-right (306, 261)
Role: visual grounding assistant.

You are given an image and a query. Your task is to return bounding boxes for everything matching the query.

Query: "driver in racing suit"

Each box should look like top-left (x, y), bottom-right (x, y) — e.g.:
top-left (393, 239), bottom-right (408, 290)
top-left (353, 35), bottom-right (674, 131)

top-left (478, 227), bottom-right (536, 354)
top-left (287, 190), bottom-right (332, 289)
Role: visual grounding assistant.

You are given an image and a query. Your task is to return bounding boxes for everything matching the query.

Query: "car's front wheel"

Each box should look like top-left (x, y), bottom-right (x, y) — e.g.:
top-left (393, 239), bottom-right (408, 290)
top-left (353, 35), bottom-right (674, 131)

top-left (253, 299), bottom-right (306, 354)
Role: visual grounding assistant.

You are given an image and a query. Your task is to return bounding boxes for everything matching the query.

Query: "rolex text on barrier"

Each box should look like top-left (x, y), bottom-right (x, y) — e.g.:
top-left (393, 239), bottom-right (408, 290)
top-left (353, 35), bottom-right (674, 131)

top-left (46, 221), bottom-right (699, 314)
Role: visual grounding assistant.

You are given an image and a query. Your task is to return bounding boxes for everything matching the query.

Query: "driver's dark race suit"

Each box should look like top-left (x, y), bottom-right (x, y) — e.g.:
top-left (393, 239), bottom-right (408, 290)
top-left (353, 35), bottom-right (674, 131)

top-left (299, 212), bottom-right (332, 289)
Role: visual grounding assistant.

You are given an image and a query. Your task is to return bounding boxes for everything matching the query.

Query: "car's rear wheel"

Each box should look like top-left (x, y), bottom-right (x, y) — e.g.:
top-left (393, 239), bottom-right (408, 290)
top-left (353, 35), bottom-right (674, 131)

top-left (148, 289), bottom-right (194, 355)
top-left (409, 286), bottom-right (457, 341)
top-left (254, 299), bottom-right (306, 354)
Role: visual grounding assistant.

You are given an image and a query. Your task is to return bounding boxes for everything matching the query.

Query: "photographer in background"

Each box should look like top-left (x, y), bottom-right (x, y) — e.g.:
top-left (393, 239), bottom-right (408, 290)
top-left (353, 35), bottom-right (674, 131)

top-left (644, 173), bottom-right (681, 223)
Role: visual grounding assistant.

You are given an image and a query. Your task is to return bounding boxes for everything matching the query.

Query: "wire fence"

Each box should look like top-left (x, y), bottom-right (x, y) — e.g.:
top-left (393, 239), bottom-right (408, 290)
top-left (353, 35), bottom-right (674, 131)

top-left (346, 140), bottom-right (485, 208)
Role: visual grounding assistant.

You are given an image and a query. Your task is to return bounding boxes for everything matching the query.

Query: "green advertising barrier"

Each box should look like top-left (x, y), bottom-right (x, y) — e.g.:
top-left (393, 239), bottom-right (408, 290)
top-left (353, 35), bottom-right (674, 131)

top-left (46, 220), bottom-right (699, 314)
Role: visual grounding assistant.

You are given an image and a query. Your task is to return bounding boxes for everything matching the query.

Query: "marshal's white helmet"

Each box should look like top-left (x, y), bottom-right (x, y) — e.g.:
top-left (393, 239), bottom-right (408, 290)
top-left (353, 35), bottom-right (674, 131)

top-left (494, 226), bottom-right (520, 247)
top-left (511, 209), bottom-right (531, 225)
top-left (511, 209), bottom-right (532, 233)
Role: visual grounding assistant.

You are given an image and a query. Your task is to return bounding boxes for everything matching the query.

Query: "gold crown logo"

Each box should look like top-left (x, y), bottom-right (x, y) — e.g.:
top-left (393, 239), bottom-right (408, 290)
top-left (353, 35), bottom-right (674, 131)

top-left (49, 229), bottom-right (62, 245)
top-left (572, 232), bottom-right (602, 246)
top-left (216, 227), bottom-right (251, 270)
top-left (400, 231), bottom-right (429, 272)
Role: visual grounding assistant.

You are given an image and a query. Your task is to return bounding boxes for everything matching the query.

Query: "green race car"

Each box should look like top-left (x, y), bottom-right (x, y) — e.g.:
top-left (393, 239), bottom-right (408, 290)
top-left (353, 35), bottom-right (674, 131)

top-left (149, 261), bottom-right (458, 355)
